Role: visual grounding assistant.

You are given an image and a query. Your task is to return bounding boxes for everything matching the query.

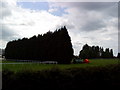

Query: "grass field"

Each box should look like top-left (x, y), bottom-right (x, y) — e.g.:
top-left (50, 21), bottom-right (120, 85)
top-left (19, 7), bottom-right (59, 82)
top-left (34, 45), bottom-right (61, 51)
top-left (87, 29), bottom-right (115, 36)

top-left (1, 58), bottom-right (119, 72)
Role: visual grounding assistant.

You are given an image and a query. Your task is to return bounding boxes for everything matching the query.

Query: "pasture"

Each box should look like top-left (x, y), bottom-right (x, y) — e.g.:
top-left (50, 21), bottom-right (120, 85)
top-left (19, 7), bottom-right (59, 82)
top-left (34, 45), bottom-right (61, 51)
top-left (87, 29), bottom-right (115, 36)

top-left (2, 58), bottom-right (119, 72)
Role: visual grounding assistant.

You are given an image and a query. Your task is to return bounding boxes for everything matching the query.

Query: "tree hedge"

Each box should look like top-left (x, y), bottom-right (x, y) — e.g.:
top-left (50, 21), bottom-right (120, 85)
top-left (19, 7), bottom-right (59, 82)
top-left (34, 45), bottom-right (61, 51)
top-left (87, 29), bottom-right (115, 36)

top-left (5, 26), bottom-right (74, 64)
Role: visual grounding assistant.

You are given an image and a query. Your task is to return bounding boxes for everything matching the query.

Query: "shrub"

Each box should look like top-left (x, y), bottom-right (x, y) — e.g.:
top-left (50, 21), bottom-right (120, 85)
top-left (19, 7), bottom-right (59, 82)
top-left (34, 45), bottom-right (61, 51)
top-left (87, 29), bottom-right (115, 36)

top-left (2, 65), bottom-right (120, 90)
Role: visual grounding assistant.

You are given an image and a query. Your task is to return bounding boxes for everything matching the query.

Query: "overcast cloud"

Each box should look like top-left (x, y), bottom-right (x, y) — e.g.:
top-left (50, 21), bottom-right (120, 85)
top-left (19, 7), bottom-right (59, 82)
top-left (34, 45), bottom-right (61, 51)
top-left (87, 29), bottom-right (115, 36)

top-left (0, 0), bottom-right (119, 56)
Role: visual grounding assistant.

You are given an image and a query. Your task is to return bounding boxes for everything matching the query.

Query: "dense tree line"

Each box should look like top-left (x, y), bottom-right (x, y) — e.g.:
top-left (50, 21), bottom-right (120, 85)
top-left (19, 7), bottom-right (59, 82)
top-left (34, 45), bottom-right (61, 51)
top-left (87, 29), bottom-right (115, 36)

top-left (5, 26), bottom-right (74, 64)
top-left (79, 44), bottom-right (114, 59)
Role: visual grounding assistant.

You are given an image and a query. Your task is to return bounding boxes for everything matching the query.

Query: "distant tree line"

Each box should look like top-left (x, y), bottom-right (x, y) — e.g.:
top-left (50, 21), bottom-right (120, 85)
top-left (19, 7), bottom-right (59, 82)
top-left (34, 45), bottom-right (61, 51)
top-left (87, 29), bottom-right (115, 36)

top-left (79, 44), bottom-right (114, 59)
top-left (5, 26), bottom-right (74, 64)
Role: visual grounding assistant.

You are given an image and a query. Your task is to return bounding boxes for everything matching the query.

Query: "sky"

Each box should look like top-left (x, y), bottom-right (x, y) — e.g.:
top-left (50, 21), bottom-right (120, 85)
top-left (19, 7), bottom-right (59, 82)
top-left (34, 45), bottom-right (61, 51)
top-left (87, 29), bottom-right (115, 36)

top-left (0, 0), bottom-right (119, 56)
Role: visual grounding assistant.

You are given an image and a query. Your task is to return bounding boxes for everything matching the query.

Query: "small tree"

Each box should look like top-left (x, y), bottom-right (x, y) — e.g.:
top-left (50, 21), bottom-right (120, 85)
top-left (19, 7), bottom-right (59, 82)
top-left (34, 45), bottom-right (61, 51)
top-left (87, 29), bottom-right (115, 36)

top-left (117, 53), bottom-right (120, 58)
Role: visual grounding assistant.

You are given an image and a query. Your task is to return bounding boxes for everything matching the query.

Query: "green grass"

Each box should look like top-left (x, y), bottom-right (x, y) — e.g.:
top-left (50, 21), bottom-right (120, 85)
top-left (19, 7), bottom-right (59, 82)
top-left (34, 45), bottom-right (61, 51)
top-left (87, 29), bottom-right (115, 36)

top-left (2, 58), bottom-right (119, 72)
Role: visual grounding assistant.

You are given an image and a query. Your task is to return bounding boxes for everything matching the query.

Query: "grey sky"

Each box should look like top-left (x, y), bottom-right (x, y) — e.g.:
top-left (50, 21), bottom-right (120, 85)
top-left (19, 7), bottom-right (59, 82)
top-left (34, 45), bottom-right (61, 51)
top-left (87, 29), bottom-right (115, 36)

top-left (0, 0), bottom-right (119, 56)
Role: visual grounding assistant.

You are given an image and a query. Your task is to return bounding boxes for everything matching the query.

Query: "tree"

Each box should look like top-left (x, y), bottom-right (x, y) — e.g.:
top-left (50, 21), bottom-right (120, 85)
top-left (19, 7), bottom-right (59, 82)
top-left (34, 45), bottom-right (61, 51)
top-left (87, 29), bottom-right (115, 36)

top-left (100, 47), bottom-right (104, 58)
top-left (79, 44), bottom-right (91, 59)
top-left (79, 44), bottom-right (114, 59)
top-left (110, 49), bottom-right (113, 58)
top-left (103, 48), bottom-right (113, 58)
top-left (5, 26), bottom-right (73, 64)
top-left (117, 53), bottom-right (120, 58)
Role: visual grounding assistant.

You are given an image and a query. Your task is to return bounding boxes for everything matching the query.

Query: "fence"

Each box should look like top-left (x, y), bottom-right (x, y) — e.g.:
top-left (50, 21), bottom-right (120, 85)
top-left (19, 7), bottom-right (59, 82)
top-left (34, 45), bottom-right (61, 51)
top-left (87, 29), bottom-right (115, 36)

top-left (3, 59), bottom-right (58, 64)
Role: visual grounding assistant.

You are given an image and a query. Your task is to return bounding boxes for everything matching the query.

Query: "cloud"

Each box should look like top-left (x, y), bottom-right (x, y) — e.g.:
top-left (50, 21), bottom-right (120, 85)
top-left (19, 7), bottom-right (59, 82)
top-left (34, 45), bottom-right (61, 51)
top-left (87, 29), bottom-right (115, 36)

top-left (1, 1), bottom-right (118, 56)
top-left (2, 25), bottom-right (19, 41)
top-left (81, 18), bottom-right (106, 31)
top-left (0, 1), bottom-right (12, 19)
top-left (48, 8), bottom-right (58, 13)
top-left (1, 0), bottom-right (68, 48)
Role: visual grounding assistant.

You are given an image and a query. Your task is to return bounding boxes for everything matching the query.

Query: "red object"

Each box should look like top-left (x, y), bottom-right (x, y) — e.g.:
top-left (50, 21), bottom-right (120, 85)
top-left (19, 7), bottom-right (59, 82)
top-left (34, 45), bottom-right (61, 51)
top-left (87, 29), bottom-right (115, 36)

top-left (83, 59), bottom-right (90, 63)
